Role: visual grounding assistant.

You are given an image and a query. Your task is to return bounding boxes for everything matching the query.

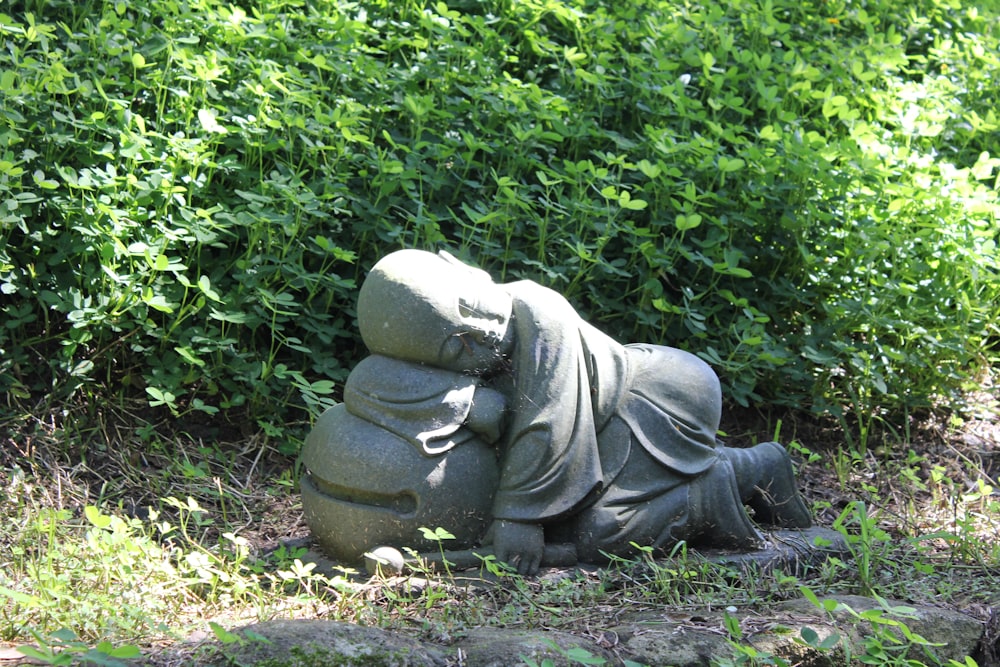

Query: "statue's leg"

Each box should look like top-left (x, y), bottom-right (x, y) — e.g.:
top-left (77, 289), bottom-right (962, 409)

top-left (572, 453), bottom-right (793, 558)
top-left (722, 442), bottom-right (812, 528)
top-left (570, 453), bottom-right (782, 559)
top-left (568, 489), bottom-right (690, 563)
top-left (684, 456), bottom-right (766, 549)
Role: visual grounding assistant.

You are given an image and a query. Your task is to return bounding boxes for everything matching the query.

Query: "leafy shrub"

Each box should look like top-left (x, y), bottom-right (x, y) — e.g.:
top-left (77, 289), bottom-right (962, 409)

top-left (0, 0), bottom-right (997, 443)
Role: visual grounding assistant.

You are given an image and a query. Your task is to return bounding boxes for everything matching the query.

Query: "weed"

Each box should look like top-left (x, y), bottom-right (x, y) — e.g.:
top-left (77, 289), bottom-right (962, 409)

top-left (717, 609), bottom-right (792, 667)
top-left (14, 628), bottom-right (140, 666)
top-left (831, 501), bottom-right (893, 596)
top-left (797, 587), bottom-right (981, 667)
top-left (0, 472), bottom-right (358, 660)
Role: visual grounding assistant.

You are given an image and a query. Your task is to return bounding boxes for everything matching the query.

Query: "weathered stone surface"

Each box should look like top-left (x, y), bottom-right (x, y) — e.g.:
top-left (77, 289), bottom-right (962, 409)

top-left (306, 248), bottom-right (816, 577)
top-left (451, 627), bottom-right (617, 667)
top-left (779, 594), bottom-right (985, 665)
top-left (201, 596), bottom-right (984, 667)
top-left (301, 401), bottom-right (499, 564)
top-left (700, 526), bottom-right (851, 575)
top-left (614, 618), bottom-right (734, 667)
top-left (204, 619), bottom-right (449, 667)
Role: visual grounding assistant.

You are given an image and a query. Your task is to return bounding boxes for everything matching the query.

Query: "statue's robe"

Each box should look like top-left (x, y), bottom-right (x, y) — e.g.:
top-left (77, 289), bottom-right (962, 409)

top-left (494, 281), bottom-right (757, 560)
top-left (344, 355), bottom-right (480, 455)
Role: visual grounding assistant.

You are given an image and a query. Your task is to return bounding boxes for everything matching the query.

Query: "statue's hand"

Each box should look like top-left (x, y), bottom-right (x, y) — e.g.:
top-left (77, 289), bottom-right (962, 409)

top-left (491, 520), bottom-right (544, 575)
top-left (466, 386), bottom-right (507, 444)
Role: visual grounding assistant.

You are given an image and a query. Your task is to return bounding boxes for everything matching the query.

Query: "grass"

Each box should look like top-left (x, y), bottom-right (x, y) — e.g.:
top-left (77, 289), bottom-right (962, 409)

top-left (2, 399), bottom-right (999, 666)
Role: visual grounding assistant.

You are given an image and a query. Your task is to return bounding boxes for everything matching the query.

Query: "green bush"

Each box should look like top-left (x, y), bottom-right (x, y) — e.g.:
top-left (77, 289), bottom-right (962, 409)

top-left (1, 0), bottom-right (997, 442)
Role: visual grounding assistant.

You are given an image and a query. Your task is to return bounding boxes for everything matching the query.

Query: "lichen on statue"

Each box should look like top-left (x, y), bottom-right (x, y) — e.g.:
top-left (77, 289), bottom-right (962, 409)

top-left (305, 248), bottom-right (812, 574)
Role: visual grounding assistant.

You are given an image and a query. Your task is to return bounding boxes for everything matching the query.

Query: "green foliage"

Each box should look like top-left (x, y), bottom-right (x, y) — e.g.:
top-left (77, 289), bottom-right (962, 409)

top-left (15, 628), bottom-right (140, 666)
top-left (719, 586), bottom-right (980, 667)
top-left (0, 468), bottom-right (360, 660)
top-left (1, 0), bottom-right (998, 441)
top-left (0, 500), bottom-right (176, 645)
top-left (795, 587), bottom-right (980, 667)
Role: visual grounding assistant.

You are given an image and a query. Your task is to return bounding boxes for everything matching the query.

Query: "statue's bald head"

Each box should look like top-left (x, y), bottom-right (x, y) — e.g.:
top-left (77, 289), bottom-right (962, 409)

top-left (358, 250), bottom-right (510, 370)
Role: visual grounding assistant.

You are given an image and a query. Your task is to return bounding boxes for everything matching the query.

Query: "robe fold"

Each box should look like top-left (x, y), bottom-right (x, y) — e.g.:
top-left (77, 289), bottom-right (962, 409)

top-left (343, 354), bottom-right (478, 455)
top-left (491, 281), bottom-right (723, 530)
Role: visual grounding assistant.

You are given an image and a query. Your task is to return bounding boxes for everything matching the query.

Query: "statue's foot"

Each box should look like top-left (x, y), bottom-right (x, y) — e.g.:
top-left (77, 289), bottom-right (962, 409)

top-left (720, 523), bottom-right (768, 551)
top-left (745, 442), bottom-right (812, 528)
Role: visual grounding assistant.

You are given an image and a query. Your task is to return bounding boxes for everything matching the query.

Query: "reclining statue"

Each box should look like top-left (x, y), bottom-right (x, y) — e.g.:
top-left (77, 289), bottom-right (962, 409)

top-left (301, 249), bottom-right (812, 574)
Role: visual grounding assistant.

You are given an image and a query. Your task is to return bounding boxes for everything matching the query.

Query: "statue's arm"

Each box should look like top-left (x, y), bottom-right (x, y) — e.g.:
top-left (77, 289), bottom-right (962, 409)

top-left (465, 386), bottom-right (507, 444)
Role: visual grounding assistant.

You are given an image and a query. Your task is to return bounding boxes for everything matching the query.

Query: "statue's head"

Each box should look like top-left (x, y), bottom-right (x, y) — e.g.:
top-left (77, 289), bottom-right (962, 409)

top-left (358, 249), bottom-right (513, 372)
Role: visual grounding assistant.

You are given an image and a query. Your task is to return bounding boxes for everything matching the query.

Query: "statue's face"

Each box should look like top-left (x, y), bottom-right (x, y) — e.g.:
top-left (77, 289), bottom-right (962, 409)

top-left (436, 285), bottom-right (513, 373)
top-left (358, 249), bottom-right (514, 373)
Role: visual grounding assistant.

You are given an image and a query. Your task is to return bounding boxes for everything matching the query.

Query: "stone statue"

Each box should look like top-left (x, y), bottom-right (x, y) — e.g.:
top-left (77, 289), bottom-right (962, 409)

top-left (301, 355), bottom-right (503, 563)
top-left (301, 249), bottom-right (812, 575)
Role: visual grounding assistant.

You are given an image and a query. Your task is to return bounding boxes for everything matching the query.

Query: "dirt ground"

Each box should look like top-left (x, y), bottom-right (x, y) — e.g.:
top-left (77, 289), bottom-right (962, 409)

top-left (2, 388), bottom-right (999, 665)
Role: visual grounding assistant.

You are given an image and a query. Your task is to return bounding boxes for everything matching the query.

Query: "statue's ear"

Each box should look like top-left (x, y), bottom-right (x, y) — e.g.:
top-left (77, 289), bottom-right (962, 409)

top-left (437, 250), bottom-right (494, 283)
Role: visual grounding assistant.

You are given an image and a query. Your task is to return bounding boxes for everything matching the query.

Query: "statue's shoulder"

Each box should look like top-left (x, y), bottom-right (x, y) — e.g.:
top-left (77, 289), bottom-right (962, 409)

top-left (504, 280), bottom-right (574, 313)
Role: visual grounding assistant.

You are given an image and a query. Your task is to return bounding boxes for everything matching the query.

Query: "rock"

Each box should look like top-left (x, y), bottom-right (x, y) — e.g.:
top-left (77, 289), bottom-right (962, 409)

top-left (779, 594), bottom-right (985, 665)
top-left (700, 526), bottom-right (851, 575)
top-left (192, 591), bottom-right (984, 667)
top-left (452, 627), bottom-right (617, 667)
top-left (365, 546), bottom-right (406, 576)
top-left (195, 528), bottom-right (990, 667)
top-left (202, 619), bottom-right (448, 667)
top-left (614, 618), bottom-right (734, 667)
